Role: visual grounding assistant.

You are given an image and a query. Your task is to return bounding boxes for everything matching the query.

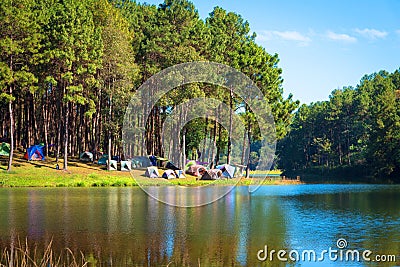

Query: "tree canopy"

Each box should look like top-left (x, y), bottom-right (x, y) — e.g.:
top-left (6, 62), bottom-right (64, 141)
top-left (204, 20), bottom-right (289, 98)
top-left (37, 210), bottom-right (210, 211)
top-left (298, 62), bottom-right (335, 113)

top-left (0, 0), bottom-right (298, 171)
top-left (278, 69), bottom-right (400, 182)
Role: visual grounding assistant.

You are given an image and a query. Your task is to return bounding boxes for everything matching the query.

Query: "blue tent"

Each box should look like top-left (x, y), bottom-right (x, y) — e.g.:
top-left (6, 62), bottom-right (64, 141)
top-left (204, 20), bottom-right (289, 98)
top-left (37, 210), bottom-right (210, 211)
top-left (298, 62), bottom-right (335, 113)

top-left (97, 154), bottom-right (108, 165)
top-left (24, 145), bottom-right (45, 161)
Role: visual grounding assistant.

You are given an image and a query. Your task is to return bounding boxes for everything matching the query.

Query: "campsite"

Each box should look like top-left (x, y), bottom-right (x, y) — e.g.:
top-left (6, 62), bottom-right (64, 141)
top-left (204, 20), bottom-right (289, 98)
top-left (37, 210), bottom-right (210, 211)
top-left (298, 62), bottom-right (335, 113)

top-left (0, 150), bottom-right (290, 187)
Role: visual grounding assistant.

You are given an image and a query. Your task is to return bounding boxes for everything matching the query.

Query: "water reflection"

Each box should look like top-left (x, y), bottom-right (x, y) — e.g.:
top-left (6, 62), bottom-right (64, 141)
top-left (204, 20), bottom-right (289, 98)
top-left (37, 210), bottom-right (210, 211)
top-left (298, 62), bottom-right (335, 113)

top-left (0, 185), bottom-right (399, 266)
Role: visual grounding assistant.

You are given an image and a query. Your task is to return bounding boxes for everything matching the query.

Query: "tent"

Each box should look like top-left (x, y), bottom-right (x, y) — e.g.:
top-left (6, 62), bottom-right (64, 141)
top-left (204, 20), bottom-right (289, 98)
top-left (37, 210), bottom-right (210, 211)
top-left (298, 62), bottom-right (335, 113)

top-left (149, 155), bottom-right (169, 167)
top-left (149, 155), bottom-right (157, 166)
top-left (162, 169), bottom-right (176, 179)
top-left (80, 151), bottom-right (93, 162)
top-left (217, 164), bottom-right (235, 178)
top-left (145, 166), bottom-right (160, 178)
top-left (200, 169), bottom-right (222, 180)
top-left (175, 170), bottom-right (185, 178)
top-left (0, 142), bottom-right (10, 156)
top-left (121, 161), bottom-right (132, 171)
top-left (97, 154), bottom-right (108, 165)
top-left (165, 161), bottom-right (180, 170)
top-left (107, 160), bottom-right (117, 171)
top-left (186, 164), bottom-right (206, 177)
top-left (24, 145), bottom-right (45, 161)
top-left (112, 155), bottom-right (121, 162)
top-left (130, 156), bottom-right (152, 168)
top-left (184, 160), bottom-right (197, 171)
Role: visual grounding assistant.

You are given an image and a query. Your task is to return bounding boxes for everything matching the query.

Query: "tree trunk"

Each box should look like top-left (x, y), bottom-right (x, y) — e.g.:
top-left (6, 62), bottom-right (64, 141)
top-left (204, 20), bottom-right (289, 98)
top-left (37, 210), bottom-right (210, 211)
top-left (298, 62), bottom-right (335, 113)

top-left (210, 116), bottom-right (218, 169)
top-left (63, 85), bottom-right (69, 170)
top-left (31, 94), bottom-right (38, 143)
top-left (201, 117), bottom-right (208, 163)
top-left (227, 86), bottom-right (233, 164)
top-left (107, 94), bottom-right (112, 171)
top-left (7, 85), bottom-right (14, 172)
top-left (16, 97), bottom-right (22, 148)
top-left (25, 98), bottom-right (31, 147)
top-left (157, 107), bottom-right (163, 157)
top-left (245, 128), bottom-right (251, 178)
top-left (56, 86), bottom-right (62, 162)
top-left (241, 126), bottom-right (247, 165)
top-left (215, 123), bottom-right (222, 166)
top-left (42, 95), bottom-right (48, 156)
top-left (182, 127), bottom-right (186, 169)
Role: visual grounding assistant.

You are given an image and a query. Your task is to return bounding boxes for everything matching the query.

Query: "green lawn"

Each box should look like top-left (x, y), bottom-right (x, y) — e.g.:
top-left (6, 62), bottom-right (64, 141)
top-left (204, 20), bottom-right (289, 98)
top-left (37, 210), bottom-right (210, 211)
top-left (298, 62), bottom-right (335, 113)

top-left (0, 153), bottom-right (299, 187)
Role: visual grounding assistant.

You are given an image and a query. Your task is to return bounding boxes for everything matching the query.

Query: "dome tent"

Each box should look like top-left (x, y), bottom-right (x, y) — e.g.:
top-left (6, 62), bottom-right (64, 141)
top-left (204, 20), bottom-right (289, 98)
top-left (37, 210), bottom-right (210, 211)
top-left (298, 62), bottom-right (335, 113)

top-left (0, 142), bottom-right (10, 156)
top-left (24, 144), bottom-right (45, 161)
top-left (80, 151), bottom-right (93, 162)
top-left (162, 169), bottom-right (176, 179)
top-left (145, 166), bottom-right (160, 178)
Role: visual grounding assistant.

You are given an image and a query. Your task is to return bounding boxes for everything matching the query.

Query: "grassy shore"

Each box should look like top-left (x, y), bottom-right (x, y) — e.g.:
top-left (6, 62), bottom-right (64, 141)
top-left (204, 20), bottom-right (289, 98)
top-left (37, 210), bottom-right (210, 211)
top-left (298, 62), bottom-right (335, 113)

top-left (0, 153), bottom-right (300, 187)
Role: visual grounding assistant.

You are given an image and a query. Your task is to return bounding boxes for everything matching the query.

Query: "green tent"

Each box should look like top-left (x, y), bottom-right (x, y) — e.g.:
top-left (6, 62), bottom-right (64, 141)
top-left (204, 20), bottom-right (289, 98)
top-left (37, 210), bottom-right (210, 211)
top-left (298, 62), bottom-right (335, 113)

top-left (0, 142), bottom-right (10, 156)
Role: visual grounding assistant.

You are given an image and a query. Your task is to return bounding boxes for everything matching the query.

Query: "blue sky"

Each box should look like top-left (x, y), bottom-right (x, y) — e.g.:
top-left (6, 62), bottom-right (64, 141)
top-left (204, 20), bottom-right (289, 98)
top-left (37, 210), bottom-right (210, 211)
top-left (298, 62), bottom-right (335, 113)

top-left (138, 0), bottom-right (400, 104)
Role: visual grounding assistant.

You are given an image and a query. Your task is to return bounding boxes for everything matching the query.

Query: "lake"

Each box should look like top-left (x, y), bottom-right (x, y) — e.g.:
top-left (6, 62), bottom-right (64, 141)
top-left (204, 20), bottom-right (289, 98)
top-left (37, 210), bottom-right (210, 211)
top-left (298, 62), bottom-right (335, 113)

top-left (0, 185), bottom-right (399, 266)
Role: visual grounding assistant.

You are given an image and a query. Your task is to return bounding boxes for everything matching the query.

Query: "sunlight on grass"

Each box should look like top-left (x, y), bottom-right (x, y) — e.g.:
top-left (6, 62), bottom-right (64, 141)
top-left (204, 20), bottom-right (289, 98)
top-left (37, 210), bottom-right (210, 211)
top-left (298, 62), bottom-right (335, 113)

top-left (0, 153), bottom-right (299, 187)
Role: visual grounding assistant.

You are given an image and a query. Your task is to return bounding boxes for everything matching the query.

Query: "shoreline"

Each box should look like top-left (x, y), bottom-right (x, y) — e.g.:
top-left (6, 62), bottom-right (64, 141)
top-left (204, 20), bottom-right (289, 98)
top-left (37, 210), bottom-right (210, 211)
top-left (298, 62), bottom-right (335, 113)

top-left (0, 156), bottom-right (302, 188)
top-left (2, 156), bottom-right (398, 187)
top-left (0, 174), bottom-right (302, 188)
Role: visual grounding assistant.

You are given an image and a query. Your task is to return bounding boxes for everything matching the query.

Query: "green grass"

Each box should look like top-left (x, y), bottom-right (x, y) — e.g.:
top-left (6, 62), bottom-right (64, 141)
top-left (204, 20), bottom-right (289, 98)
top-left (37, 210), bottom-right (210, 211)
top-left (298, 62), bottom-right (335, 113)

top-left (249, 169), bottom-right (283, 175)
top-left (0, 153), bottom-right (300, 187)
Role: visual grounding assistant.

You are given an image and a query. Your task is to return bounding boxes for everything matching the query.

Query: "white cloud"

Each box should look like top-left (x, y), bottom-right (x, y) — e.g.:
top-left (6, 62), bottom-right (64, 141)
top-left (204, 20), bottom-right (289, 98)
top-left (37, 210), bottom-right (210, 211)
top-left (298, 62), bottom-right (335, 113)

top-left (355, 28), bottom-right (387, 39)
top-left (326, 31), bottom-right (357, 43)
top-left (257, 30), bottom-right (311, 46)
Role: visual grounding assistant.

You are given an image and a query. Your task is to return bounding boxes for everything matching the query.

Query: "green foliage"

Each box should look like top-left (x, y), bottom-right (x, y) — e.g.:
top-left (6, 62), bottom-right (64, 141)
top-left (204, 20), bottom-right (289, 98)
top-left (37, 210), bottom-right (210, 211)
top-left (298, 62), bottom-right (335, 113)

top-left (278, 69), bottom-right (400, 182)
top-left (0, 0), bottom-right (297, 172)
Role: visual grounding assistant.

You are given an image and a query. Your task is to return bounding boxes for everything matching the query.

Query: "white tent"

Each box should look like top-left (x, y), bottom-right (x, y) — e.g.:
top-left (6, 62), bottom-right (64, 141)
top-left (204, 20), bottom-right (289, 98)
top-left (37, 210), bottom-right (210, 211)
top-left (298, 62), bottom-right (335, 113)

top-left (121, 161), bottom-right (132, 171)
top-left (107, 160), bottom-right (118, 171)
top-left (217, 164), bottom-right (235, 178)
top-left (145, 166), bottom-right (160, 178)
top-left (175, 170), bottom-right (185, 178)
top-left (80, 151), bottom-right (93, 162)
top-left (162, 169), bottom-right (176, 179)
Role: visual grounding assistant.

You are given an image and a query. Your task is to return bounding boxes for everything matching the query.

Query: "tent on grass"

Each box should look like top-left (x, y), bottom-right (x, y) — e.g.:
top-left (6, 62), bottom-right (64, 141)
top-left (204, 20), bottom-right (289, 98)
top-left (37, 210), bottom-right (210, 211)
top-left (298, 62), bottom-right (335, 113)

top-left (175, 170), bottom-right (185, 178)
top-left (112, 155), bottom-right (121, 162)
top-left (121, 161), bottom-right (132, 171)
top-left (200, 169), bottom-right (222, 180)
top-left (217, 164), bottom-right (235, 178)
top-left (107, 160), bottom-right (117, 171)
top-left (149, 155), bottom-right (157, 166)
top-left (186, 164), bottom-right (206, 177)
top-left (97, 154), bottom-right (108, 165)
top-left (0, 142), bottom-right (10, 156)
top-left (24, 144), bottom-right (45, 161)
top-left (184, 160), bottom-right (197, 171)
top-left (145, 166), bottom-right (160, 178)
top-left (130, 156), bottom-right (152, 168)
top-left (162, 169), bottom-right (176, 179)
top-left (149, 155), bottom-right (169, 167)
top-left (165, 161), bottom-right (180, 170)
top-left (80, 151), bottom-right (93, 162)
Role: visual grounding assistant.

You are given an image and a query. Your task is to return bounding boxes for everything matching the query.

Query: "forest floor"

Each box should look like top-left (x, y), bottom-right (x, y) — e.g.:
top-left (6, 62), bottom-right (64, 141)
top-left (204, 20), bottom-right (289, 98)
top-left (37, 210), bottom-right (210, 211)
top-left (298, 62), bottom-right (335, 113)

top-left (0, 152), bottom-right (301, 187)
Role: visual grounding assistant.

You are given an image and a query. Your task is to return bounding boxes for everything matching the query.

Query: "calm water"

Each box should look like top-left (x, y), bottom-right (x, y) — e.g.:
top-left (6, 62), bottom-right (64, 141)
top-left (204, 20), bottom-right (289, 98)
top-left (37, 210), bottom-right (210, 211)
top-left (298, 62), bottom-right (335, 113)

top-left (0, 185), bottom-right (399, 266)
